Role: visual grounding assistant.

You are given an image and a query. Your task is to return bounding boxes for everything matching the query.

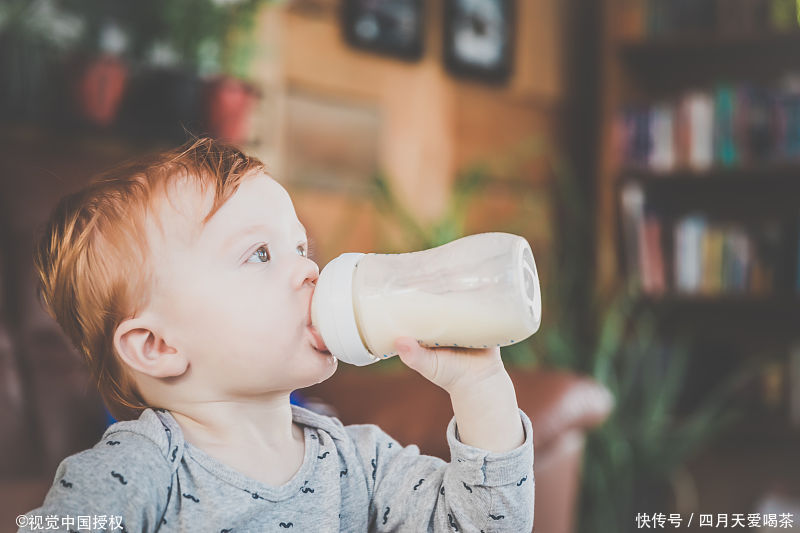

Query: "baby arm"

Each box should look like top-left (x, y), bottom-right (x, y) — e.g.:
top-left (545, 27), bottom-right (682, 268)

top-left (357, 337), bottom-right (535, 531)
top-left (347, 407), bottom-right (534, 532)
top-left (448, 368), bottom-right (525, 453)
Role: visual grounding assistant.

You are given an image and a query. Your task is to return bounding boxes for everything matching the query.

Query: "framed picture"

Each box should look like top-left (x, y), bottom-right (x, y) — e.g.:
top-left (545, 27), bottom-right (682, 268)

top-left (342, 0), bottom-right (425, 61)
top-left (443, 0), bottom-right (514, 83)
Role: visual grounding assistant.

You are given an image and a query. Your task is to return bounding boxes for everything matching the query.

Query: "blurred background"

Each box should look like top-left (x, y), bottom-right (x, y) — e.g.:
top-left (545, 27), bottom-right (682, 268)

top-left (2, 0), bottom-right (800, 532)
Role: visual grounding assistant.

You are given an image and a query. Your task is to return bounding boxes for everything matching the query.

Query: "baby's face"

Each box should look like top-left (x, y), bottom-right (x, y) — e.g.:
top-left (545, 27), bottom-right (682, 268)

top-left (146, 172), bottom-right (337, 398)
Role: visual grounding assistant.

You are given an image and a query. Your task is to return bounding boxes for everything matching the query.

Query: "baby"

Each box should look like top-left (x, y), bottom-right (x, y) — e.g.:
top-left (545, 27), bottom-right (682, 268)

top-left (20, 138), bottom-right (534, 532)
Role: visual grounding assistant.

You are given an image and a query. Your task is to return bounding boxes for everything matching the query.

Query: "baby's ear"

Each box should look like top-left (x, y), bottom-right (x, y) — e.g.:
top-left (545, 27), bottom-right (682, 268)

top-left (113, 316), bottom-right (187, 378)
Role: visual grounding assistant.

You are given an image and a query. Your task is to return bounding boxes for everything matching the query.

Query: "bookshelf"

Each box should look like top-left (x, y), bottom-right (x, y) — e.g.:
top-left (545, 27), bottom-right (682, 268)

top-left (597, 0), bottom-right (800, 449)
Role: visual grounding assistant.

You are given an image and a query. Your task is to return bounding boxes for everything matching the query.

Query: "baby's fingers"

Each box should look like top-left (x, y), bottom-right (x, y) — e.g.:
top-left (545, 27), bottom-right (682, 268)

top-left (395, 337), bottom-right (437, 377)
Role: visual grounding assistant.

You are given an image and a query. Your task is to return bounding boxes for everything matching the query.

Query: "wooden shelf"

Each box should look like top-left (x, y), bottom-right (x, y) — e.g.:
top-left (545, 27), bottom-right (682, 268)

top-left (618, 31), bottom-right (800, 93)
top-left (636, 294), bottom-right (800, 341)
top-left (641, 293), bottom-right (800, 310)
top-left (618, 166), bottom-right (800, 217)
top-left (620, 30), bottom-right (800, 57)
top-left (620, 164), bottom-right (800, 183)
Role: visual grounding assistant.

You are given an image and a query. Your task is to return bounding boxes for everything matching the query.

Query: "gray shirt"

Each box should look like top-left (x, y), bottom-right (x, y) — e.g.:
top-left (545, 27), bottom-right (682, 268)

top-left (19, 404), bottom-right (534, 532)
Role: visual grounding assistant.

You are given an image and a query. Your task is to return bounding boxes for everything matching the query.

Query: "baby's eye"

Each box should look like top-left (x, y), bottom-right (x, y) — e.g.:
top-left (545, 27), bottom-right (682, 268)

top-left (247, 245), bottom-right (271, 263)
top-left (297, 244), bottom-right (308, 257)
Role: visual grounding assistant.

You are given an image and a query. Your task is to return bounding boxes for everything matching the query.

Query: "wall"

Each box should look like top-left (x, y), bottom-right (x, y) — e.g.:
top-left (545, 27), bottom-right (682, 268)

top-left (248, 0), bottom-right (567, 265)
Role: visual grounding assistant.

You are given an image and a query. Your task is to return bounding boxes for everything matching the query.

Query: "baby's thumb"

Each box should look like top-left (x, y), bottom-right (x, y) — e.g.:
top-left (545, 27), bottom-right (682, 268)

top-left (395, 337), bottom-right (437, 378)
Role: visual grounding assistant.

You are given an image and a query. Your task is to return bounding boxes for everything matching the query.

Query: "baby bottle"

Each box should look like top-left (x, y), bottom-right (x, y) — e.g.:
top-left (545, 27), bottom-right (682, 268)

top-left (310, 232), bottom-right (542, 366)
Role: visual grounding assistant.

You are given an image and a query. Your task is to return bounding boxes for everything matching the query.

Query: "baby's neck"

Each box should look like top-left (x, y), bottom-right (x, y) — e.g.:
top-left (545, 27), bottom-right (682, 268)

top-left (193, 422), bottom-right (306, 487)
top-left (168, 396), bottom-right (306, 487)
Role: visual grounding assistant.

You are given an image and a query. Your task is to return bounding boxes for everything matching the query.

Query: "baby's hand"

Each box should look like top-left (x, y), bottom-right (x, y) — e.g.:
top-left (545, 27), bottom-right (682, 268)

top-left (394, 337), bottom-right (506, 395)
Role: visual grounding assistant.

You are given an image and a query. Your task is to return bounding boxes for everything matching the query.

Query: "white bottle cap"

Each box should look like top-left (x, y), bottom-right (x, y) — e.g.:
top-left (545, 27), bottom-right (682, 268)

top-left (312, 252), bottom-right (381, 366)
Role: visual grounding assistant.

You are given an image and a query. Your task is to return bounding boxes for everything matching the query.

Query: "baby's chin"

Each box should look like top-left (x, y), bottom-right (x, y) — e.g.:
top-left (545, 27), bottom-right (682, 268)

top-left (300, 344), bottom-right (338, 386)
top-left (314, 351), bottom-right (338, 383)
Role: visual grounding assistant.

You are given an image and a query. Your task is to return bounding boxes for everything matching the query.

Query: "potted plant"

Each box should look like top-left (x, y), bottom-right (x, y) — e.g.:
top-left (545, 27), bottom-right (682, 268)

top-left (202, 0), bottom-right (268, 143)
top-left (150, 0), bottom-right (270, 143)
top-left (91, 0), bottom-right (272, 143)
top-left (110, 0), bottom-right (237, 143)
top-left (56, 0), bottom-right (132, 130)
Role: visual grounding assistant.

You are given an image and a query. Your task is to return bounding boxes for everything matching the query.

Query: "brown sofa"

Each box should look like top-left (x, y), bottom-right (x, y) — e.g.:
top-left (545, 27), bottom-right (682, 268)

top-left (0, 131), bottom-right (614, 533)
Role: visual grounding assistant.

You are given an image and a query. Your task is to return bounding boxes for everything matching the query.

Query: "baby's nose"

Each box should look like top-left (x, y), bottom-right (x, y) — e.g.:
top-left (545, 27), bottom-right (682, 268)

top-left (299, 259), bottom-right (320, 287)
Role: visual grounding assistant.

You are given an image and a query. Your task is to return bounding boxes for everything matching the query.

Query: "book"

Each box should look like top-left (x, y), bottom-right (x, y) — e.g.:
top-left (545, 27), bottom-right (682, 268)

top-left (620, 182), bottom-right (646, 287)
top-left (675, 215), bottom-right (706, 293)
top-left (649, 103), bottom-right (676, 172)
top-left (646, 216), bottom-right (666, 294)
top-left (715, 84), bottom-right (740, 167)
top-left (728, 227), bottom-right (752, 292)
top-left (685, 91), bottom-right (715, 171)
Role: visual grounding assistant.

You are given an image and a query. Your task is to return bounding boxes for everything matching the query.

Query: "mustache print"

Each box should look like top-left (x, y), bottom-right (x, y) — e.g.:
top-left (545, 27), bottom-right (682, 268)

top-left (489, 513), bottom-right (505, 520)
top-left (382, 507), bottom-right (390, 525)
top-left (279, 522), bottom-right (293, 528)
top-left (317, 451), bottom-right (330, 459)
top-left (110, 471), bottom-right (127, 485)
top-left (462, 482), bottom-right (472, 493)
top-left (413, 479), bottom-right (424, 490)
top-left (106, 440), bottom-right (120, 446)
top-left (182, 493), bottom-right (199, 503)
top-left (244, 489), bottom-right (265, 500)
top-left (448, 513), bottom-right (459, 531)
top-left (517, 475), bottom-right (528, 486)
top-left (59, 479), bottom-right (73, 488)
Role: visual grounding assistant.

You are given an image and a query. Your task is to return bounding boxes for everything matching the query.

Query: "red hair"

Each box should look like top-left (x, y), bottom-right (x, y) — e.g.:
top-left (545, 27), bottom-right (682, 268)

top-left (34, 137), bottom-right (265, 420)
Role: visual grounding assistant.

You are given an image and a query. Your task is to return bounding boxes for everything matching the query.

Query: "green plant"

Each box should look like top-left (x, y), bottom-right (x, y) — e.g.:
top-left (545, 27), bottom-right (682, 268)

top-left (53, 0), bottom-right (273, 77)
top-left (575, 293), bottom-right (758, 533)
top-left (156, 0), bottom-right (272, 79)
top-left (371, 165), bottom-right (491, 251)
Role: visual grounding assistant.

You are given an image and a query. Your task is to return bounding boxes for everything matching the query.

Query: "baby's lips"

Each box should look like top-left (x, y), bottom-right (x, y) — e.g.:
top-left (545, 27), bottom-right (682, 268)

top-left (309, 325), bottom-right (329, 353)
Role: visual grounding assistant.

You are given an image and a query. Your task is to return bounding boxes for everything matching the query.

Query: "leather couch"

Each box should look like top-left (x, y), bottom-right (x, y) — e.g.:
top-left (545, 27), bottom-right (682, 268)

top-left (0, 130), bottom-right (613, 533)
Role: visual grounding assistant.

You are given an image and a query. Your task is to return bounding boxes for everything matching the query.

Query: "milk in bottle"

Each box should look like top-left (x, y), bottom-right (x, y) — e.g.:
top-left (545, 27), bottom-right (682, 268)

top-left (310, 232), bottom-right (541, 366)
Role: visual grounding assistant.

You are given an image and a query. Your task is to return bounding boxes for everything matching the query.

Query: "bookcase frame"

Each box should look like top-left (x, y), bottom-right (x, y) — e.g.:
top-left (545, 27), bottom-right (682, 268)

top-left (597, 0), bottom-right (800, 443)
